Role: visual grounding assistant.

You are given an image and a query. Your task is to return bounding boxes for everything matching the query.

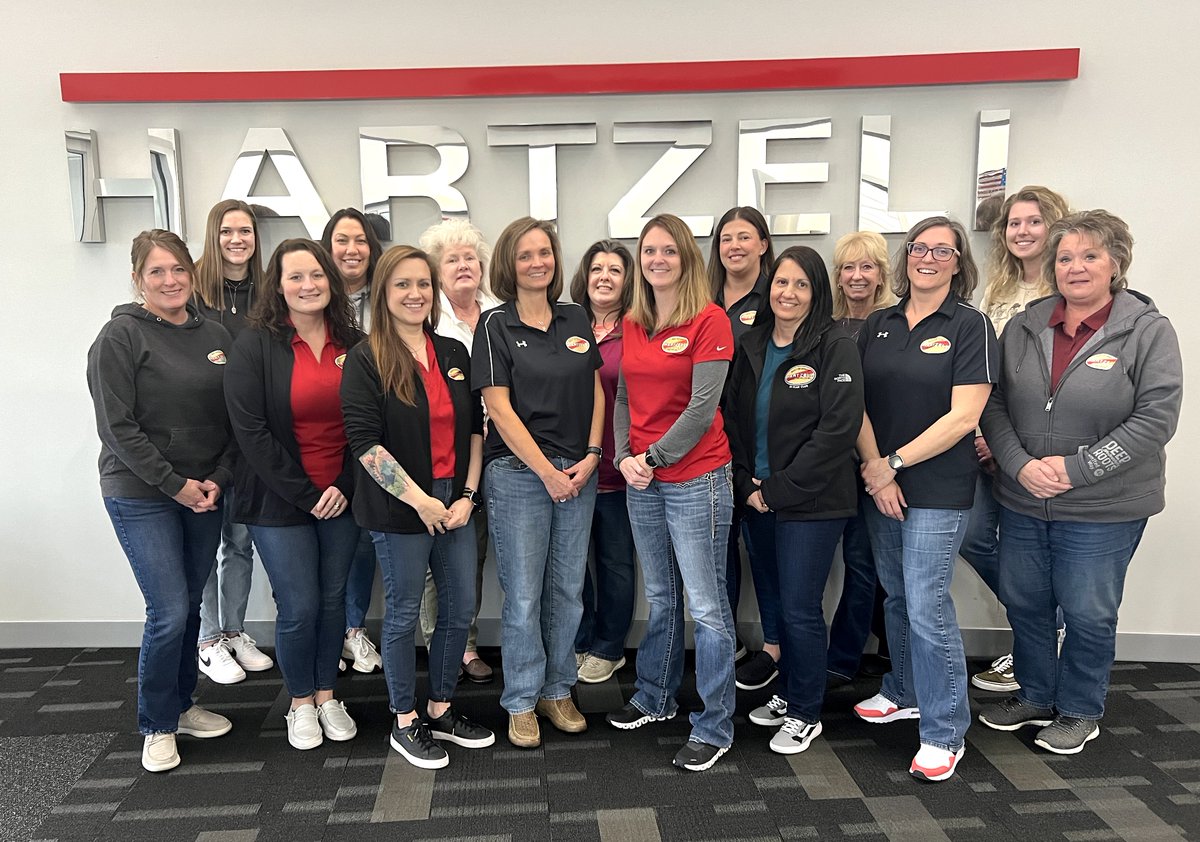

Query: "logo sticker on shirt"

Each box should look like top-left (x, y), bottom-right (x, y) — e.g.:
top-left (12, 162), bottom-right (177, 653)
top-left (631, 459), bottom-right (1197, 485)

top-left (565, 336), bottom-right (591, 354)
top-left (784, 364), bottom-right (816, 388)
top-left (920, 336), bottom-right (952, 354)
top-left (1085, 353), bottom-right (1118, 371)
top-left (447, 367), bottom-right (465, 381)
top-left (334, 353), bottom-right (346, 369)
top-left (739, 310), bottom-right (757, 325)
top-left (207, 350), bottom-right (227, 365)
top-left (661, 336), bottom-right (689, 354)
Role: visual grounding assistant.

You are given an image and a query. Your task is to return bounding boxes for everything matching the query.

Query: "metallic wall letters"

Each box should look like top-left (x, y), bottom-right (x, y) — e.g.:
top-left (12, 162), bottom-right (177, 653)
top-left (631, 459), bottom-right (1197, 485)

top-left (360, 126), bottom-right (470, 228)
top-left (737, 118), bottom-right (831, 235)
top-left (608, 121), bottom-right (713, 239)
top-left (222, 128), bottom-right (329, 238)
top-left (858, 115), bottom-right (944, 234)
top-left (486, 123), bottom-right (597, 223)
top-left (974, 109), bottom-right (1011, 231)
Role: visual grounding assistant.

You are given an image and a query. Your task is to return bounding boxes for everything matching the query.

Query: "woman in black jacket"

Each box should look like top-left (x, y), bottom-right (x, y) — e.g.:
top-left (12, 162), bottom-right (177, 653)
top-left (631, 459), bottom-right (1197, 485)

top-left (340, 245), bottom-right (493, 769)
top-left (224, 239), bottom-right (364, 751)
top-left (724, 246), bottom-right (864, 756)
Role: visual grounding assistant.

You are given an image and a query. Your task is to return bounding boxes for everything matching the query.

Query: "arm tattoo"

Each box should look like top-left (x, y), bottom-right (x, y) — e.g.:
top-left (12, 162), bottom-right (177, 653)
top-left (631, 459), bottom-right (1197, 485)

top-left (360, 445), bottom-right (412, 500)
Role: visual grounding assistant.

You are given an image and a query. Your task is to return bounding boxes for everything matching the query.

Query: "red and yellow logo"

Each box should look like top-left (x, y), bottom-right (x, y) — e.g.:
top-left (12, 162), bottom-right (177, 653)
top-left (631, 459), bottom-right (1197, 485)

top-left (739, 310), bottom-right (757, 325)
top-left (784, 364), bottom-right (816, 387)
top-left (447, 367), bottom-right (465, 381)
top-left (207, 350), bottom-right (227, 365)
top-left (334, 353), bottom-right (346, 369)
top-left (1085, 353), bottom-right (1118, 371)
top-left (920, 336), bottom-right (952, 354)
top-left (565, 336), bottom-right (590, 354)
top-left (661, 336), bottom-right (689, 354)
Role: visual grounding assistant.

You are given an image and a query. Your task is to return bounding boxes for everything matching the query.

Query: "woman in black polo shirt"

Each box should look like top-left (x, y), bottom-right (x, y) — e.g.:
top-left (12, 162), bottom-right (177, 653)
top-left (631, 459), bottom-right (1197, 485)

top-left (853, 217), bottom-right (998, 782)
top-left (471, 217), bottom-right (604, 749)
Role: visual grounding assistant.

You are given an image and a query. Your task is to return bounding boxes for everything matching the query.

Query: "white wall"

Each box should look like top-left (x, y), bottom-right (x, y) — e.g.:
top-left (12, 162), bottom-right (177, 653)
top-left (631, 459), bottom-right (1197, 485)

top-left (2, 2), bottom-right (1196, 656)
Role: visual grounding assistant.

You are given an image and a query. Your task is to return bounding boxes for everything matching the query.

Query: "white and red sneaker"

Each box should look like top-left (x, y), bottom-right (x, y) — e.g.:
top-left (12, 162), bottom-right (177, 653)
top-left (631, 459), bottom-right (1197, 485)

top-left (910, 743), bottom-right (965, 782)
top-left (853, 693), bottom-right (920, 723)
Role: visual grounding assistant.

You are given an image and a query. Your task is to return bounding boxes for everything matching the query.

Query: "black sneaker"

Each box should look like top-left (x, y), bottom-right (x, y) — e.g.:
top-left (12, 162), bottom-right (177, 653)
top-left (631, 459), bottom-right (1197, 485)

top-left (606, 703), bottom-right (675, 730)
top-left (672, 738), bottom-right (729, 771)
top-left (425, 707), bottom-right (496, 748)
top-left (1035, 716), bottom-right (1100, 754)
top-left (978, 697), bottom-right (1054, 732)
top-left (390, 720), bottom-right (449, 769)
top-left (735, 651), bottom-right (779, 691)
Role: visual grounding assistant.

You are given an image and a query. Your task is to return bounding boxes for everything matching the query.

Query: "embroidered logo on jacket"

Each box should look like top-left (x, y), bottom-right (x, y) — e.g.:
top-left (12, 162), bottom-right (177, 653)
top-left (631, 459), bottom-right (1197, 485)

top-left (784, 364), bottom-right (817, 388)
top-left (334, 353), bottom-right (346, 369)
top-left (833, 373), bottom-right (852, 383)
top-left (447, 367), bottom-right (465, 381)
top-left (920, 336), bottom-right (952, 354)
top-left (661, 336), bottom-right (689, 354)
top-left (739, 310), bottom-right (757, 325)
top-left (207, 350), bottom-right (227, 365)
top-left (1085, 353), bottom-right (1118, 371)
top-left (565, 336), bottom-right (591, 353)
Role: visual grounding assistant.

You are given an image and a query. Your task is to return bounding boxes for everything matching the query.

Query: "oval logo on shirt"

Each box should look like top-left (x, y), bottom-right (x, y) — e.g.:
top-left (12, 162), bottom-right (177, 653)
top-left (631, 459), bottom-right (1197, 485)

top-left (920, 336), bottom-right (952, 354)
top-left (334, 353), bottom-right (346, 369)
top-left (565, 336), bottom-right (591, 354)
top-left (1085, 353), bottom-right (1118, 371)
top-left (447, 367), bottom-right (466, 381)
top-left (206, 350), bottom-right (227, 365)
top-left (661, 336), bottom-right (689, 354)
top-left (739, 310), bottom-right (757, 325)
top-left (784, 364), bottom-right (816, 387)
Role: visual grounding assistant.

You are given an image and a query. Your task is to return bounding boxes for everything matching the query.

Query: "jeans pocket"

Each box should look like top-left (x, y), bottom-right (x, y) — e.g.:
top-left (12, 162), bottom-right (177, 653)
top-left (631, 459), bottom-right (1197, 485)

top-left (491, 455), bottom-right (528, 472)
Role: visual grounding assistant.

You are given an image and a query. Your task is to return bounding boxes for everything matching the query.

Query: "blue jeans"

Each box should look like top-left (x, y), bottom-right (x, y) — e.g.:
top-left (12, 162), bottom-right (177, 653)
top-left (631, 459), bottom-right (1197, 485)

top-left (776, 517), bottom-right (848, 723)
top-left (998, 507), bottom-right (1145, 720)
top-left (345, 528), bottom-right (377, 630)
top-left (373, 480), bottom-right (476, 714)
top-left (627, 464), bottom-right (735, 748)
top-left (959, 472), bottom-right (1001, 596)
top-left (487, 455), bottom-right (597, 714)
top-left (251, 514), bottom-right (359, 698)
top-left (199, 489), bottom-right (255, 643)
top-left (866, 505), bottom-right (971, 752)
top-left (742, 508), bottom-right (782, 646)
top-left (575, 488), bottom-right (638, 661)
top-left (827, 492), bottom-right (881, 679)
top-left (724, 510), bottom-right (743, 635)
top-left (103, 497), bottom-right (222, 734)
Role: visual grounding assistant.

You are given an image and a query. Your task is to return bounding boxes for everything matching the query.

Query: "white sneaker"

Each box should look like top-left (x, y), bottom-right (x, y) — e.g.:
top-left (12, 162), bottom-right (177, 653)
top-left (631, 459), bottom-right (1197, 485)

top-left (317, 699), bottom-right (358, 741)
top-left (198, 639), bottom-right (246, 685)
top-left (910, 743), bottom-right (965, 782)
top-left (177, 705), bottom-right (232, 738)
top-left (749, 694), bottom-right (788, 727)
top-left (286, 704), bottom-right (323, 750)
top-left (577, 654), bottom-right (625, 684)
top-left (341, 631), bottom-right (382, 673)
top-left (142, 733), bottom-right (180, 772)
top-left (769, 718), bottom-right (823, 755)
top-left (853, 693), bottom-right (920, 723)
top-left (226, 633), bottom-right (274, 672)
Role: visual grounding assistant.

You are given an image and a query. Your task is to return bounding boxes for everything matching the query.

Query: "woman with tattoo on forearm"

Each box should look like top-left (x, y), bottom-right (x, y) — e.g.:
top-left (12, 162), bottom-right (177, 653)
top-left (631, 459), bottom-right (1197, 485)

top-left (224, 239), bottom-right (364, 752)
top-left (340, 245), bottom-right (493, 769)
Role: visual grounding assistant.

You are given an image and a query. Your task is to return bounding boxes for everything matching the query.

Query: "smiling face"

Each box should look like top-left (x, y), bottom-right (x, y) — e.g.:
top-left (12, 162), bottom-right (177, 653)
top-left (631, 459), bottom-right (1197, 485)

top-left (218, 210), bottom-right (255, 279)
top-left (640, 225), bottom-right (682, 292)
top-left (279, 249), bottom-right (331, 318)
top-left (907, 225), bottom-right (960, 295)
top-left (386, 256), bottom-right (434, 330)
top-left (770, 258), bottom-right (813, 334)
top-left (587, 251), bottom-right (626, 314)
top-left (1054, 232), bottom-right (1116, 313)
top-left (136, 246), bottom-right (193, 323)
top-left (1005, 200), bottom-right (1049, 268)
top-left (718, 218), bottom-right (768, 279)
top-left (330, 217), bottom-right (370, 289)
top-left (439, 244), bottom-right (482, 300)
top-left (837, 256), bottom-right (882, 304)
top-left (514, 228), bottom-right (554, 293)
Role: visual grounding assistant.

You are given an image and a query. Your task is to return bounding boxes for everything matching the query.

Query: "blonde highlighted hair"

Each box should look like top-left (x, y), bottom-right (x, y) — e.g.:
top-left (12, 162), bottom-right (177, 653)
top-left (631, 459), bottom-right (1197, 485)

top-left (830, 231), bottom-right (894, 320)
top-left (368, 245), bottom-right (442, 406)
top-left (627, 214), bottom-right (711, 332)
top-left (983, 186), bottom-right (1070, 313)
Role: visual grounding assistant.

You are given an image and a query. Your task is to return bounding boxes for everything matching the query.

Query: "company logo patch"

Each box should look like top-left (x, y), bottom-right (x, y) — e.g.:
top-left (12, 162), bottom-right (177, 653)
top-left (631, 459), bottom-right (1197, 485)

top-left (447, 367), bottom-right (465, 381)
top-left (661, 336), bottom-right (689, 354)
top-left (565, 336), bottom-right (590, 354)
top-left (739, 310), bottom-right (757, 325)
top-left (334, 353), bottom-right (346, 369)
top-left (833, 372), bottom-right (852, 383)
top-left (1085, 353), bottom-right (1118, 371)
top-left (920, 336), bottom-right (952, 354)
top-left (784, 364), bottom-right (817, 387)
top-left (207, 350), bottom-right (227, 365)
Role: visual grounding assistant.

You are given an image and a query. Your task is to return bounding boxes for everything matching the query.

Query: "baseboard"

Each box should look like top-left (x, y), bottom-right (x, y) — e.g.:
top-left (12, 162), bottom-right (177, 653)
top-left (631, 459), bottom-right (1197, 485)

top-left (2, 620), bottom-right (1197, 664)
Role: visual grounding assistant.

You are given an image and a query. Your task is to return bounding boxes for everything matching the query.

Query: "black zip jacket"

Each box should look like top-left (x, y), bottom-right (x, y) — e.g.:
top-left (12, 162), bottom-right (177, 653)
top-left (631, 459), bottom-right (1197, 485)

top-left (340, 333), bottom-right (483, 534)
top-left (224, 325), bottom-right (363, 526)
top-left (724, 322), bottom-right (864, 520)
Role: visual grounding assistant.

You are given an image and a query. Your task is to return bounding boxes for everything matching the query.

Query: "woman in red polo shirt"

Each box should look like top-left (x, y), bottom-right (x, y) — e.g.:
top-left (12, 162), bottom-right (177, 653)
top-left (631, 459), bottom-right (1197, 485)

top-left (224, 239), bottom-right (364, 752)
top-left (608, 213), bottom-right (736, 773)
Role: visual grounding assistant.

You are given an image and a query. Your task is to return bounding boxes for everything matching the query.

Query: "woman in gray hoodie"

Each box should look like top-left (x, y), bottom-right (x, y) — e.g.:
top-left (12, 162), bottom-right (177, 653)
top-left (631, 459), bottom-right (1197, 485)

top-left (978, 210), bottom-right (1183, 755)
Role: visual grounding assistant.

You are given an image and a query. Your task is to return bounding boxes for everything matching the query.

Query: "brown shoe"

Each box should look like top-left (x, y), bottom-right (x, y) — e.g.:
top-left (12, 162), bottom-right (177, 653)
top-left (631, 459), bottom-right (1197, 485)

top-left (508, 711), bottom-right (541, 748)
top-left (462, 655), bottom-right (493, 684)
top-left (536, 697), bottom-right (587, 734)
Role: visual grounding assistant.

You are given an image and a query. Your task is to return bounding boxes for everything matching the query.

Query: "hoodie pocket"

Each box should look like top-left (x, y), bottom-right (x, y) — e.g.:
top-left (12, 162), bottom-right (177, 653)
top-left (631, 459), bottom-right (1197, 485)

top-left (165, 425), bottom-right (230, 479)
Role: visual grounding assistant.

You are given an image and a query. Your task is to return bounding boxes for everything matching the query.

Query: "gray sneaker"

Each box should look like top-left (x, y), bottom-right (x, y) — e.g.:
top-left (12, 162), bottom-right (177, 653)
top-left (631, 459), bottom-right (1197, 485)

top-left (978, 697), bottom-right (1054, 731)
top-left (1035, 716), bottom-right (1100, 754)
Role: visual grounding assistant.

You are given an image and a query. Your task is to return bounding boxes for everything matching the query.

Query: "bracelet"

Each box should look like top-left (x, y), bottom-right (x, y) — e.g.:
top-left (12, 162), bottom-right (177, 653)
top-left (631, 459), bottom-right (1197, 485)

top-left (461, 488), bottom-right (482, 508)
top-left (586, 445), bottom-right (603, 458)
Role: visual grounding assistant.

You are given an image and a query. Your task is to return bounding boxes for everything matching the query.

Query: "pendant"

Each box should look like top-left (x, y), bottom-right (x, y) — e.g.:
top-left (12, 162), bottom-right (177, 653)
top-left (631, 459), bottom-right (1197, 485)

top-left (230, 304), bottom-right (237, 314)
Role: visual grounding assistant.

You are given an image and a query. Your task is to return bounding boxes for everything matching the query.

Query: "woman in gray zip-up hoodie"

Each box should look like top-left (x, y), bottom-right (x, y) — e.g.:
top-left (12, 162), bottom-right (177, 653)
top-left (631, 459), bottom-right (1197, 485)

top-left (978, 210), bottom-right (1183, 755)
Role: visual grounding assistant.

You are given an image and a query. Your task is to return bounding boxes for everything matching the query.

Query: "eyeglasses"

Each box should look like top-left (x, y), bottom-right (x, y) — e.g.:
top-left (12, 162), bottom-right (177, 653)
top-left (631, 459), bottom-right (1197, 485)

top-left (906, 242), bottom-right (960, 262)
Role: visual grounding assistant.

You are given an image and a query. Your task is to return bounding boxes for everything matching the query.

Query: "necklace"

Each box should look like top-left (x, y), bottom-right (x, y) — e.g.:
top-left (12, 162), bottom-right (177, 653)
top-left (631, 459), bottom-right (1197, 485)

top-left (519, 305), bottom-right (552, 329)
top-left (224, 278), bottom-right (251, 314)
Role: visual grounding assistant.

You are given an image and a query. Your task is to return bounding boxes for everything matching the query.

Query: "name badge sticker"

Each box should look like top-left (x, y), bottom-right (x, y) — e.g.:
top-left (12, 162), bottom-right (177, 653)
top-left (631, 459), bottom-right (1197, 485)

top-left (920, 336), bottom-right (952, 354)
top-left (447, 367), bottom-right (466, 381)
top-left (661, 336), bottom-right (689, 354)
top-left (334, 353), bottom-right (346, 369)
top-left (1085, 353), bottom-right (1118, 371)
top-left (784, 364), bottom-right (816, 387)
top-left (739, 310), bottom-right (756, 325)
top-left (565, 336), bottom-right (590, 354)
top-left (207, 350), bottom-right (227, 365)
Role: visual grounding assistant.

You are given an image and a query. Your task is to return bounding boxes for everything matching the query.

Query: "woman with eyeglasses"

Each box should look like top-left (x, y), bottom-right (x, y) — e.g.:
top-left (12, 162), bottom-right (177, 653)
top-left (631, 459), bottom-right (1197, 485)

top-left (852, 217), bottom-right (998, 782)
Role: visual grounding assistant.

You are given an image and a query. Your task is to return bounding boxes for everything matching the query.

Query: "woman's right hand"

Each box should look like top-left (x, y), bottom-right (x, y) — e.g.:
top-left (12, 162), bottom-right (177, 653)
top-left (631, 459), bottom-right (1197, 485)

top-left (174, 478), bottom-right (218, 513)
top-left (1017, 460), bottom-right (1072, 499)
top-left (618, 453), bottom-right (655, 490)
top-left (413, 493), bottom-right (452, 535)
top-left (872, 481), bottom-right (907, 521)
top-left (539, 468), bottom-right (578, 503)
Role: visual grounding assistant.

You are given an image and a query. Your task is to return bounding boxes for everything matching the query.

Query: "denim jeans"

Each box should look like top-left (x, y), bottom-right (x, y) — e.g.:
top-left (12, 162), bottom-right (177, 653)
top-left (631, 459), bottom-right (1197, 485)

top-left (627, 464), bottom-right (735, 748)
top-left (372, 480), bottom-right (476, 714)
top-left (866, 505), bottom-right (971, 752)
top-left (103, 497), bottom-right (222, 734)
top-left (724, 509), bottom-right (743, 634)
top-left (420, 508), bottom-right (489, 653)
top-left (575, 488), bottom-right (638, 661)
top-left (775, 517), bottom-right (848, 723)
top-left (251, 514), bottom-right (359, 698)
top-left (827, 491), bottom-right (882, 679)
top-left (486, 455), bottom-right (597, 714)
top-left (199, 488), bottom-right (255, 643)
top-left (998, 507), bottom-right (1146, 720)
top-left (742, 508), bottom-right (781, 646)
top-left (344, 528), bottom-right (377, 630)
top-left (959, 471), bottom-right (1001, 597)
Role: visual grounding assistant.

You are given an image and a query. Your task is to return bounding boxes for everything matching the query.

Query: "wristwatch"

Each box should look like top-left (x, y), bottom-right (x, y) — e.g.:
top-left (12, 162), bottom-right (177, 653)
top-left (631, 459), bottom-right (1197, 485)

top-left (586, 445), bottom-right (604, 459)
top-left (644, 450), bottom-right (660, 468)
top-left (886, 452), bottom-right (905, 471)
top-left (461, 487), bottom-right (482, 509)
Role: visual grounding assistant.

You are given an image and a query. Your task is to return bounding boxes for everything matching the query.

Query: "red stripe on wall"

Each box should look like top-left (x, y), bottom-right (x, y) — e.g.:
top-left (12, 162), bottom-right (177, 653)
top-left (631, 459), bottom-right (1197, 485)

top-left (60, 50), bottom-right (1079, 103)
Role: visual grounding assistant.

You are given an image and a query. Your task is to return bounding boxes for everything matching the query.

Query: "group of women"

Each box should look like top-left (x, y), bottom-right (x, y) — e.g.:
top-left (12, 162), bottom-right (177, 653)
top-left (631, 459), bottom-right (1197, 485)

top-left (89, 187), bottom-right (1181, 780)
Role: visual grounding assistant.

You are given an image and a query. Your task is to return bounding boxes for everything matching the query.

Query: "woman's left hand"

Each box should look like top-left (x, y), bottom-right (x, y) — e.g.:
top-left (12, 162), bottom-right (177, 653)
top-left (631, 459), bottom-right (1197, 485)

top-left (860, 456), bottom-right (897, 495)
top-left (312, 486), bottom-right (348, 520)
top-left (444, 498), bottom-right (474, 530)
top-left (565, 453), bottom-right (600, 492)
top-left (1040, 455), bottom-right (1074, 488)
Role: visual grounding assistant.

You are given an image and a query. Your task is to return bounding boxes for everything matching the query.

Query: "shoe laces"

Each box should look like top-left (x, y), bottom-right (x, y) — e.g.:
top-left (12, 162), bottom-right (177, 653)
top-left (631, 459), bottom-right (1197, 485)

top-left (766, 694), bottom-right (787, 712)
top-left (212, 639), bottom-right (238, 666)
top-left (351, 633), bottom-right (378, 656)
top-left (410, 721), bottom-right (438, 750)
top-left (237, 633), bottom-right (259, 649)
top-left (779, 717), bottom-right (810, 737)
top-left (990, 653), bottom-right (1014, 673)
